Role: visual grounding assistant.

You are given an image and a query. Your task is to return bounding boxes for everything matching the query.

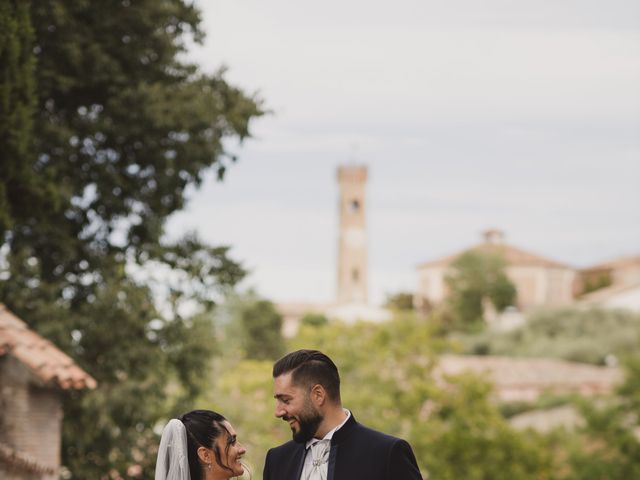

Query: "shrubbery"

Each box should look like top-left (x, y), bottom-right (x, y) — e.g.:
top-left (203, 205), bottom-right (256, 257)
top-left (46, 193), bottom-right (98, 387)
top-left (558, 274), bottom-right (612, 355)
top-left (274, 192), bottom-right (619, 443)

top-left (208, 313), bottom-right (558, 479)
top-left (456, 308), bottom-right (640, 365)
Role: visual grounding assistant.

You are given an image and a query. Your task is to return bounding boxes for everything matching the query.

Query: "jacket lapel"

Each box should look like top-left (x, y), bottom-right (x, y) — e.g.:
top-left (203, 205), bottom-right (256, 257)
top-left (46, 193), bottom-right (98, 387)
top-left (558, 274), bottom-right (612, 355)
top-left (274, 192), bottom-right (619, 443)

top-left (327, 444), bottom-right (339, 480)
top-left (327, 413), bottom-right (357, 480)
top-left (293, 444), bottom-right (307, 480)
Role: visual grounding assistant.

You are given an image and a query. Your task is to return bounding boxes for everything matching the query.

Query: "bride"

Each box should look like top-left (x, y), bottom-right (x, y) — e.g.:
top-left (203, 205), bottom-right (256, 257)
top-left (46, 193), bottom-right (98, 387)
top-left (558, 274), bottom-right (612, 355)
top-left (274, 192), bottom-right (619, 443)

top-left (155, 410), bottom-right (247, 480)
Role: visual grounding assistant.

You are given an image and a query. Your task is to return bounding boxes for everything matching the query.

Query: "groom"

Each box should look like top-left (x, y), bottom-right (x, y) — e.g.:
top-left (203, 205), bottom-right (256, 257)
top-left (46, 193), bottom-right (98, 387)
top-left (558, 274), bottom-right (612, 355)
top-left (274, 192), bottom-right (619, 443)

top-left (263, 349), bottom-right (422, 480)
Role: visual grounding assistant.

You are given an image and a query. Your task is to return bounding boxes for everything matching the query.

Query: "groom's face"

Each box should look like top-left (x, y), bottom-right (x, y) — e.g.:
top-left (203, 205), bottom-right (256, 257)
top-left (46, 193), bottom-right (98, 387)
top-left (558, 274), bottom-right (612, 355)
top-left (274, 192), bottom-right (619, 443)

top-left (274, 372), bottom-right (323, 443)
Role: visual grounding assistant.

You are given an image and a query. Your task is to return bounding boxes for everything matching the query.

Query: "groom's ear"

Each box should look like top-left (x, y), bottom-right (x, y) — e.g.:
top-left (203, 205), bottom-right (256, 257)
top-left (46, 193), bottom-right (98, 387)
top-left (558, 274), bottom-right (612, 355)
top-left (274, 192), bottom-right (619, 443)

top-left (310, 383), bottom-right (326, 406)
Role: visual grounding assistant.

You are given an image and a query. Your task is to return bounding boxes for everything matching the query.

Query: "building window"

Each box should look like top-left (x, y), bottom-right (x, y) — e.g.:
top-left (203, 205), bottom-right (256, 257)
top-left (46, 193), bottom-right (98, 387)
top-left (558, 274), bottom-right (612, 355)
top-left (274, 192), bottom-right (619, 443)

top-left (350, 199), bottom-right (360, 213)
top-left (352, 268), bottom-right (359, 282)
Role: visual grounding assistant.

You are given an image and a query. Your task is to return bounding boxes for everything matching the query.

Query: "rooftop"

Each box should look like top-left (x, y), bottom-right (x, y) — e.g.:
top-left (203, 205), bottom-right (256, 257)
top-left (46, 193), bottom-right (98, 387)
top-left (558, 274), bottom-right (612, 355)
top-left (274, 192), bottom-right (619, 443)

top-left (0, 304), bottom-right (96, 390)
top-left (418, 229), bottom-right (571, 270)
top-left (581, 255), bottom-right (640, 272)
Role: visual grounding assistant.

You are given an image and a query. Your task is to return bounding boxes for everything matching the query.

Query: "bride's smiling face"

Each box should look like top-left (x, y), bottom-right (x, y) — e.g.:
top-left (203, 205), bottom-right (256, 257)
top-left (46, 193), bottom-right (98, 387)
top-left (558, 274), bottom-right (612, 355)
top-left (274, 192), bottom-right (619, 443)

top-left (213, 421), bottom-right (246, 478)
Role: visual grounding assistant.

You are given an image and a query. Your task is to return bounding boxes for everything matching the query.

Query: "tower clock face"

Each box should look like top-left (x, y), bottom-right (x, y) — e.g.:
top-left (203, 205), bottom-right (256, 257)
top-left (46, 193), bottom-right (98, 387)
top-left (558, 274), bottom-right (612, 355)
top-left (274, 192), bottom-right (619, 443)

top-left (344, 228), bottom-right (366, 247)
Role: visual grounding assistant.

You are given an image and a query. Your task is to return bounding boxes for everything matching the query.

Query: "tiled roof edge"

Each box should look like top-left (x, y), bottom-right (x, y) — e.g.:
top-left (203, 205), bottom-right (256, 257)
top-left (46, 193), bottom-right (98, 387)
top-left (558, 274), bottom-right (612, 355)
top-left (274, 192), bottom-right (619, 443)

top-left (0, 304), bottom-right (97, 390)
top-left (0, 442), bottom-right (57, 475)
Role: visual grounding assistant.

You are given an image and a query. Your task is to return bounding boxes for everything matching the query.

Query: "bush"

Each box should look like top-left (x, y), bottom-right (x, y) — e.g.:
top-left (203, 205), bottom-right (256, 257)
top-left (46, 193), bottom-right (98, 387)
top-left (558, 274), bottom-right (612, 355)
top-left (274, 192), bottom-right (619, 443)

top-left (445, 251), bottom-right (517, 330)
top-left (457, 308), bottom-right (640, 365)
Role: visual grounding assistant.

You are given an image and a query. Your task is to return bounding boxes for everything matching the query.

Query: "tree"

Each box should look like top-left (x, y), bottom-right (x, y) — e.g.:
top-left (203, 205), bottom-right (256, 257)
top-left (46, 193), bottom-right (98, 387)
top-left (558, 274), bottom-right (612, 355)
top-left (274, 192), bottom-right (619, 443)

top-left (0, 1), bottom-right (263, 478)
top-left (239, 299), bottom-right (286, 360)
top-left (565, 356), bottom-right (640, 480)
top-left (60, 276), bottom-right (219, 478)
top-left (384, 291), bottom-right (415, 311)
top-left (0, 0), bottom-right (37, 231)
top-left (213, 291), bottom-right (286, 361)
top-left (580, 272), bottom-right (612, 296)
top-left (445, 251), bottom-right (517, 329)
top-left (300, 312), bottom-right (329, 327)
top-left (413, 373), bottom-right (555, 480)
top-left (3, 1), bottom-right (262, 286)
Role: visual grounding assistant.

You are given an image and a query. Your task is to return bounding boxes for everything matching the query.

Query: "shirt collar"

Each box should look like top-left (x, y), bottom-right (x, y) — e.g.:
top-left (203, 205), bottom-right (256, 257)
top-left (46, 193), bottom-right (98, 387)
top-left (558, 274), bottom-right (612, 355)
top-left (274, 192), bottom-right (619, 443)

top-left (305, 409), bottom-right (351, 449)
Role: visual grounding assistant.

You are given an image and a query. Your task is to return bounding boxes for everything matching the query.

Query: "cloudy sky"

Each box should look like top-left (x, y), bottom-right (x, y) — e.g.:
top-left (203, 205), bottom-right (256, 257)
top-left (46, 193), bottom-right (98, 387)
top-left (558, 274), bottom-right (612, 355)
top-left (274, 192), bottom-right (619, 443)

top-left (167, 0), bottom-right (640, 305)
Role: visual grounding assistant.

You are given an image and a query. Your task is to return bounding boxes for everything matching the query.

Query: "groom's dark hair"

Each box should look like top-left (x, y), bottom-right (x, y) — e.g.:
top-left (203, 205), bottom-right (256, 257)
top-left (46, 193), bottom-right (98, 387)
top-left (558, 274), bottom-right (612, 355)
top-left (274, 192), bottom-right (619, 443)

top-left (273, 349), bottom-right (341, 402)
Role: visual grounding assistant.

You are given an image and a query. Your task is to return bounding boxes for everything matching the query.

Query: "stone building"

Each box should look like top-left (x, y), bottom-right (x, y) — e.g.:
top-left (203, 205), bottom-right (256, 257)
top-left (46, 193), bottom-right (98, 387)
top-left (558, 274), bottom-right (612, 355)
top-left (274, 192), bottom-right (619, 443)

top-left (578, 281), bottom-right (640, 312)
top-left (577, 255), bottom-right (640, 294)
top-left (278, 164), bottom-right (389, 336)
top-left (0, 304), bottom-right (96, 480)
top-left (336, 165), bottom-right (369, 304)
top-left (415, 229), bottom-right (576, 312)
top-left (575, 255), bottom-right (640, 312)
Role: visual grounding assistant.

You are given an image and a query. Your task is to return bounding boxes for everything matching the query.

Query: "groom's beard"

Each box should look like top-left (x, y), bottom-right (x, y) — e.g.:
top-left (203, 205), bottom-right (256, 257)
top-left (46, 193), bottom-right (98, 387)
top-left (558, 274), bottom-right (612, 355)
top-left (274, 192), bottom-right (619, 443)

top-left (286, 405), bottom-right (323, 443)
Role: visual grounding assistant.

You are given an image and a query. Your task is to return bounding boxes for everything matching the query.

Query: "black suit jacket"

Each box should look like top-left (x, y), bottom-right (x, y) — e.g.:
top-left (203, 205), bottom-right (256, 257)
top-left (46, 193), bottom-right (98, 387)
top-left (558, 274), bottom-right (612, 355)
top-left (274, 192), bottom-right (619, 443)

top-left (263, 413), bottom-right (422, 480)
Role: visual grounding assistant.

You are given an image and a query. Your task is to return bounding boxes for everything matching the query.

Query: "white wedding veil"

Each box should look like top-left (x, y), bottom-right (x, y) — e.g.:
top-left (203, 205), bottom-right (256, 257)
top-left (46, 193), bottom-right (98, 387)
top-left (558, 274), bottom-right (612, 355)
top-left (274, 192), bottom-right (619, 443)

top-left (155, 418), bottom-right (191, 480)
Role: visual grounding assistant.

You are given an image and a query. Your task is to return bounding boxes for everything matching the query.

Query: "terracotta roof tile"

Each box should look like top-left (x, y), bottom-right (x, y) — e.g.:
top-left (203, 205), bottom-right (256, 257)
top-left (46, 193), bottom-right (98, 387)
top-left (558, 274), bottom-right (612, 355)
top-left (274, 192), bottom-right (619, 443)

top-left (0, 304), bottom-right (96, 390)
top-left (582, 255), bottom-right (640, 272)
top-left (418, 242), bottom-right (571, 270)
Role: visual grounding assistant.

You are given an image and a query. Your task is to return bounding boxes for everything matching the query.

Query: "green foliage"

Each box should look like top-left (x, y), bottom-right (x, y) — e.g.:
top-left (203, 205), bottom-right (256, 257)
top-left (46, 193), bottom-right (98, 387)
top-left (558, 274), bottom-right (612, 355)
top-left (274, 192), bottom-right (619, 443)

top-left (580, 273), bottom-right (612, 296)
top-left (384, 291), bottom-right (415, 311)
top-left (498, 393), bottom-right (578, 419)
top-left (414, 373), bottom-right (554, 480)
top-left (290, 313), bottom-right (440, 435)
top-left (0, 1), bottom-right (263, 478)
top-left (0, 0), bottom-right (37, 232)
top-left (3, 1), bottom-right (262, 279)
top-left (239, 299), bottom-right (286, 361)
top-left (445, 251), bottom-right (517, 330)
top-left (214, 291), bottom-right (286, 361)
top-left (564, 356), bottom-right (640, 480)
top-left (300, 312), bottom-right (329, 327)
top-left (59, 276), bottom-right (217, 478)
top-left (458, 308), bottom-right (640, 365)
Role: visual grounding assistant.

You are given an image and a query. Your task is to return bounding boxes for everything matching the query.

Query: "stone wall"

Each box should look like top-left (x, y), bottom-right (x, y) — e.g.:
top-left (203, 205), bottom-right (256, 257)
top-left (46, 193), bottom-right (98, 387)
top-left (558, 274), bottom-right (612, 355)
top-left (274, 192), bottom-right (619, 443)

top-left (0, 356), bottom-right (61, 480)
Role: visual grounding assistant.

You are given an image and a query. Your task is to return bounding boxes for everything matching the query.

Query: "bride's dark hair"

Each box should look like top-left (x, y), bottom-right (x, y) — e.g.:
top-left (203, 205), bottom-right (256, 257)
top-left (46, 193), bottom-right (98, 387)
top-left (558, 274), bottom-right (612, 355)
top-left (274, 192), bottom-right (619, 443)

top-left (179, 410), bottom-right (234, 480)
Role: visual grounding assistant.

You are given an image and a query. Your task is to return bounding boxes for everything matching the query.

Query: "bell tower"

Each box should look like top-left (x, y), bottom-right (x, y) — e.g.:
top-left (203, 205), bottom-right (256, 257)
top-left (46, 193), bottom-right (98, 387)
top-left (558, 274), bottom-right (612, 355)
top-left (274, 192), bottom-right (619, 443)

top-left (336, 165), bottom-right (368, 304)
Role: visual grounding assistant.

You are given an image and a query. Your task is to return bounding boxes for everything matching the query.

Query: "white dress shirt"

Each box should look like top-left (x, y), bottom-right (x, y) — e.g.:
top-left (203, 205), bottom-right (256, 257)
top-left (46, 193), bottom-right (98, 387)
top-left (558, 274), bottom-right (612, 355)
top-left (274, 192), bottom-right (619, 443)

top-left (300, 410), bottom-right (351, 480)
